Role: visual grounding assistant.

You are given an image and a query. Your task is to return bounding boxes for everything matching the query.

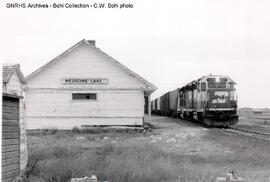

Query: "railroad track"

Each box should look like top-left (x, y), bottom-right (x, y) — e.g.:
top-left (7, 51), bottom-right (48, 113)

top-left (224, 127), bottom-right (270, 142)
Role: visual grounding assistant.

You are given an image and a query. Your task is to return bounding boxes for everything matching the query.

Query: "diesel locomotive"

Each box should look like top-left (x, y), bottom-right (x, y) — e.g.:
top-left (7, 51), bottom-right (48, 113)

top-left (151, 75), bottom-right (239, 126)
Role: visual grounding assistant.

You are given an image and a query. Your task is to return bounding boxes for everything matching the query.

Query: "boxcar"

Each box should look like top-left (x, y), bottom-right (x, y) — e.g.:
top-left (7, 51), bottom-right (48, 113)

top-left (156, 89), bottom-right (178, 117)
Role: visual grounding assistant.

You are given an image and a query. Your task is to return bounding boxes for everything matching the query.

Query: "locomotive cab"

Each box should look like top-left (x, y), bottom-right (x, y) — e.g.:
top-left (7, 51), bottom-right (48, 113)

top-left (202, 76), bottom-right (239, 126)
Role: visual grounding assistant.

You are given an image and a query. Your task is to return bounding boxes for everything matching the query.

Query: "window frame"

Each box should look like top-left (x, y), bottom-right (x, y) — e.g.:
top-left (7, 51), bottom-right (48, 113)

top-left (72, 93), bottom-right (97, 101)
top-left (229, 82), bottom-right (234, 89)
top-left (201, 82), bottom-right (206, 92)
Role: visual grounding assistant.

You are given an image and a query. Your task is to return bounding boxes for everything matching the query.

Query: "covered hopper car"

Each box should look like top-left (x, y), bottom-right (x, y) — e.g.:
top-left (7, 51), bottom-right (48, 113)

top-left (152, 75), bottom-right (239, 126)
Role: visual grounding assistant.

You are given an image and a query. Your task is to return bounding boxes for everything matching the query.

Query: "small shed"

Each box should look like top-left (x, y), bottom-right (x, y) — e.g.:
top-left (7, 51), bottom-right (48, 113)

top-left (2, 93), bottom-right (22, 181)
top-left (2, 64), bottom-right (28, 181)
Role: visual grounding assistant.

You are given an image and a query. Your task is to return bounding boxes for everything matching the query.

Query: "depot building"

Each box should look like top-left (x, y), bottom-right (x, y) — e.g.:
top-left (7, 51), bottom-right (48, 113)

top-left (25, 39), bottom-right (156, 129)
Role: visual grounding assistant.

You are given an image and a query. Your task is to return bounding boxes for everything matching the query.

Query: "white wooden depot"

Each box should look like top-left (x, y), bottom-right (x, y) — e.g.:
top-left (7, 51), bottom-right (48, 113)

top-left (25, 39), bottom-right (156, 129)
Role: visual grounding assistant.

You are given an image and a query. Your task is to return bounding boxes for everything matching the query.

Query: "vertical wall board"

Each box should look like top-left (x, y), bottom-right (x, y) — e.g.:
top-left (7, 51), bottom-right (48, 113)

top-left (2, 95), bottom-right (20, 181)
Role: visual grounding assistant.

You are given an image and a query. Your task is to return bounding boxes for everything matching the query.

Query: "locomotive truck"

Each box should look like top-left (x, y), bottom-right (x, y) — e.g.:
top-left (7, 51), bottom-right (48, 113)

top-left (152, 75), bottom-right (239, 126)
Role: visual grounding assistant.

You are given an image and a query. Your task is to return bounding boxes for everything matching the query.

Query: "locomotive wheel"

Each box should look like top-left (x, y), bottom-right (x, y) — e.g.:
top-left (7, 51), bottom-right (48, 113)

top-left (202, 117), bottom-right (214, 127)
top-left (197, 112), bottom-right (204, 122)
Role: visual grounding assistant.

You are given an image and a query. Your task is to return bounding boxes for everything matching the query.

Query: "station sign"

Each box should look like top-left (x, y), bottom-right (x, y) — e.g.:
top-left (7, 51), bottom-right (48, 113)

top-left (61, 77), bottom-right (108, 85)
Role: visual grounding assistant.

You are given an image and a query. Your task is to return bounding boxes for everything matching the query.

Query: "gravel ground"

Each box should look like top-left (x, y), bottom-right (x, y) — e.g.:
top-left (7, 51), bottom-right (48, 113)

top-left (149, 116), bottom-right (232, 156)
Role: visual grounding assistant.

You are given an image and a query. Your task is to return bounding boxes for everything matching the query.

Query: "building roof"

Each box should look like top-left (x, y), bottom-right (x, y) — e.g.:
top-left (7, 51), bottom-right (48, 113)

top-left (26, 39), bottom-right (157, 92)
top-left (2, 92), bottom-right (23, 99)
top-left (2, 64), bottom-right (26, 84)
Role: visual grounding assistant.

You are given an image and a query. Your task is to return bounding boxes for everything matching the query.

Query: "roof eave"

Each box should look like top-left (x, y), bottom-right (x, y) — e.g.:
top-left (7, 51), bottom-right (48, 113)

top-left (84, 40), bottom-right (157, 90)
top-left (26, 39), bottom-right (86, 81)
top-left (15, 68), bottom-right (27, 84)
top-left (25, 39), bottom-right (157, 91)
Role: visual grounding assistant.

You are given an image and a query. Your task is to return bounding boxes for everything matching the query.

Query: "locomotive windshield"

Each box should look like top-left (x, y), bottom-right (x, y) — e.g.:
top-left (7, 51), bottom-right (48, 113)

top-left (208, 82), bottom-right (226, 88)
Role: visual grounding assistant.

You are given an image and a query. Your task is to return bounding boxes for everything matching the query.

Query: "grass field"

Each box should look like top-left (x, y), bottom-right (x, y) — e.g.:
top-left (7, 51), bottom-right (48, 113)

top-left (23, 116), bottom-right (270, 182)
top-left (237, 110), bottom-right (270, 134)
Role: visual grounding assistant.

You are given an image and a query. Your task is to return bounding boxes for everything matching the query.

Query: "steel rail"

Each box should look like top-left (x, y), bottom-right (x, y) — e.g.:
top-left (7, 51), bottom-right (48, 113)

top-left (224, 127), bottom-right (270, 142)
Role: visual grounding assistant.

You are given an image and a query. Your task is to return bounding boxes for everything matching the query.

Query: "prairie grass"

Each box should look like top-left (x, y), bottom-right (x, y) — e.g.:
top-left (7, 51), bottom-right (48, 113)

top-left (24, 128), bottom-right (270, 182)
top-left (26, 142), bottom-right (218, 182)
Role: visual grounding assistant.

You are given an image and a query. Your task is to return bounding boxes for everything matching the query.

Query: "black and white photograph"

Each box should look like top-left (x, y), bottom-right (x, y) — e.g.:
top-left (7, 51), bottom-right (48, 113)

top-left (1, 0), bottom-right (270, 181)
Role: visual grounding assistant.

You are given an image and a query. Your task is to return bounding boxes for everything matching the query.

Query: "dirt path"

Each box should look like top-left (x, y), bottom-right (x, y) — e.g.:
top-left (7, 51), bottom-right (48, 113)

top-left (147, 116), bottom-right (233, 156)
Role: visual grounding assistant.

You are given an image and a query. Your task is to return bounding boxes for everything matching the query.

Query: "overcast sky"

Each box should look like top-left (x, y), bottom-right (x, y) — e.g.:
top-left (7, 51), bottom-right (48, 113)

top-left (1, 0), bottom-right (270, 108)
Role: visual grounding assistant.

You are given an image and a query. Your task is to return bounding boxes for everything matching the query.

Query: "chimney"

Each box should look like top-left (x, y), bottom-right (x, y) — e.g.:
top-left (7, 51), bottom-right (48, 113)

top-left (87, 40), bottom-right (96, 46)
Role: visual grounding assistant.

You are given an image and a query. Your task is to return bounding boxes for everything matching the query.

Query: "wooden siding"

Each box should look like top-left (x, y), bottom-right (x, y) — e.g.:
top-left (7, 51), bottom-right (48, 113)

top-left (25, 117), bottom-right (143, 129)
top-left (25, 90), bottom-right (144, 117)
top-left (4, 68), bottom-right (28, 171)
top-left (25, 89), bottom-right (144, 128)
top-left (26, 43), bottom-right (146, 89)
top-left (2, 96), bottom-right (20, 181)
top-left (25, 43), bottom-right (153, 128)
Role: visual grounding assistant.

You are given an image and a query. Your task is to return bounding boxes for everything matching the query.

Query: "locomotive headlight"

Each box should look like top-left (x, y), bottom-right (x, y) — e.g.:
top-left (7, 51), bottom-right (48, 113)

top-left (216, 77), bottom-right (220, 82)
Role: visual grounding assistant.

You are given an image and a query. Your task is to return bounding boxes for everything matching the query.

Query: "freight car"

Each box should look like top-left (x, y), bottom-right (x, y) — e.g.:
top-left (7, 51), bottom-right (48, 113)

top-left (151, 89), bottom-right (178, 117)
top-left (151, 98), bottom-right (161, 115)
top-left (159, 89), bottom-right (178, 117)
top-left (152, 75), bottom-right (239, 126)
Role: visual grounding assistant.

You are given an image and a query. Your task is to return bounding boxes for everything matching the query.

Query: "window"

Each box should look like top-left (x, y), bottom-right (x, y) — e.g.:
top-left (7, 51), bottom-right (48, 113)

top-left (229, 82), bottom-right (234, 89)
top-left (220, 78), bottom-right (227, 82)
top-left (144, 96), bottom-right (149, 114)
top-left (72, 93), bottom-right (97, 100)
top-left (207, 78), bottom-right (227, 82)
top-left (207, 78), bottom-right (216, 82)
top-left (201, 82), bottom-right (206, 92)
top-left (208, 82), bottom-right (226, 88)
top-left (179, 92), bottom-right (184, 98)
